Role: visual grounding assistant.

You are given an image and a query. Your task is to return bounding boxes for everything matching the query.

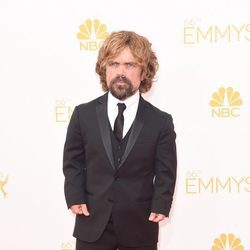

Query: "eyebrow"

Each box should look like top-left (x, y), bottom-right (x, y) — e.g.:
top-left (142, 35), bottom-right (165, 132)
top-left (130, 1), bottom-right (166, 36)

top-left (109, 61), bottom-right (137, 64)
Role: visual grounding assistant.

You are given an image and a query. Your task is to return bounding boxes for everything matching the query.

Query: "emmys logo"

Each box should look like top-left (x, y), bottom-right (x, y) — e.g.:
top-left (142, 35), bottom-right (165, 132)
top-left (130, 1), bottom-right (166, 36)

top-left (211, 233), bottom-right (244, 250)
top-left (61, 241), bottom-right (75, 250)
top-left (77, 19), bottom-right (109, 51)
top-left (209, 87), bottom-right (243, 118)
top-left (0, 172), bottom-right (8, 199)
top-left (184, 20), bottom-right (250, 45)
top-left (185, 170), bottom-right (250, 194)
top-left (55, 98), bottom-right (73, 123)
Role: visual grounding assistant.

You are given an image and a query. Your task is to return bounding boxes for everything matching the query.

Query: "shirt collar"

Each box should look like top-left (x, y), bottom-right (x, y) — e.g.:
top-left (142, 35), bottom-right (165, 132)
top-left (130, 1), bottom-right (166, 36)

top-left (108, 91), bottom-right (140, 109)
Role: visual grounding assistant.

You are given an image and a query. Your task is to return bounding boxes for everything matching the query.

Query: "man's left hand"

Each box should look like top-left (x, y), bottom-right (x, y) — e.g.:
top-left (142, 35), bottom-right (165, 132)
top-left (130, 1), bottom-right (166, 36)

top-left (148, 212), bottom-right (166, 222)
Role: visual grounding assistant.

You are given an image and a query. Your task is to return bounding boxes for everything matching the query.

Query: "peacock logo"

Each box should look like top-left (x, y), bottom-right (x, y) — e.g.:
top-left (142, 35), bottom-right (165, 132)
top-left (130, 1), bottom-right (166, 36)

top-left (209, 87), bottom-right (243, 118)
top-left (210, 87), bottom-right (243, 107)
top-left (77, 19), bottom-right (109, 51)
top-left (211, 233), bottom-right (244, 250)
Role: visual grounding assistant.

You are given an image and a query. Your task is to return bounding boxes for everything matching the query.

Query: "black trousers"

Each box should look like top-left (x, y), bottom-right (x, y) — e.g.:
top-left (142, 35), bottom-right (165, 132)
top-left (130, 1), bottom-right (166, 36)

top-left (76, 217), bottom-right (157, 250)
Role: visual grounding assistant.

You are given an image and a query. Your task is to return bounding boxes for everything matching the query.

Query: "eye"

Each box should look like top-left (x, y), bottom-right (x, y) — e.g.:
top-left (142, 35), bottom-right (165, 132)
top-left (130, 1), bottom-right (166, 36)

top-left (125, 63), bottom-right (136, 69)
top-left (109, 62), bottom-right (119, 68)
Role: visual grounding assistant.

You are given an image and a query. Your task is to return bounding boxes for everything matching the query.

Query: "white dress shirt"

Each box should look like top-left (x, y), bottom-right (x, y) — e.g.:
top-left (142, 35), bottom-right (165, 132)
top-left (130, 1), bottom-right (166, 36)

top-left (107, 91), bottom-right (140, 138)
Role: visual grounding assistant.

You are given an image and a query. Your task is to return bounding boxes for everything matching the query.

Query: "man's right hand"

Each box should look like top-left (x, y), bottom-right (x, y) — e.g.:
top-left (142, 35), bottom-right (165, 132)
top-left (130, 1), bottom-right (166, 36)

top-left (70, 204), bottom-right (90, 216)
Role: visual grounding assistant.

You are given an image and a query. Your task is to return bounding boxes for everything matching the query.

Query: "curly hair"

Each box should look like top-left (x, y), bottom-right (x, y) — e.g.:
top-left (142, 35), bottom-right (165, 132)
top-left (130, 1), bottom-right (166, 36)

top-left (95, 31), bottom-right (159, 93)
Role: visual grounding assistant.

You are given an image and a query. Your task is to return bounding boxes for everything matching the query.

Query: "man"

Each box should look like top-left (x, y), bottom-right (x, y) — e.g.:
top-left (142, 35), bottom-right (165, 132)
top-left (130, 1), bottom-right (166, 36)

top-left (63, 31), bottom-right (177, 250)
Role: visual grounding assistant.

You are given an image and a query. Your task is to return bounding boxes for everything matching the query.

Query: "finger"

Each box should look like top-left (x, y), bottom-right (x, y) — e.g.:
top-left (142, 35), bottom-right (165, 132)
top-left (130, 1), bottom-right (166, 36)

top-left (78, 207), bottom-right (83, 215)
top-left (151, 214), bottom-right (165, 222)
top-left (70, 205), bottom-right (79, 214)
top-left (152, 214), bottom-right (165, 222)
top-left (71, 209), bottom-right (77, 214)
top-left (148, 213), bottom-right (157, 221)
top-left (80, 204), bottom-right (90, 216)
top-left (70, 204), bottom-right (84, 215)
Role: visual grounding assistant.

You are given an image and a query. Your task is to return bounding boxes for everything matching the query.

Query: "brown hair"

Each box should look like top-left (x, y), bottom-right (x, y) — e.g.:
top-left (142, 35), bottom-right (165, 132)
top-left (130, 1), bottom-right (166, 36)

top-left (95, 31), bottom-right (159, 93)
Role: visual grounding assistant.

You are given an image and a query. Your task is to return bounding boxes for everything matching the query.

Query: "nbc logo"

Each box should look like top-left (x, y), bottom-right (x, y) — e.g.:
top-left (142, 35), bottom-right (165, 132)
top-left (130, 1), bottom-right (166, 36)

top-left (77, 19), bottom-right (109, 51)
top-left (211, 233), bottom-right (244, 250)
top-left (0, 172), bottom-right (8, 199)
top-left (210, 87), bottom-right (243, 118)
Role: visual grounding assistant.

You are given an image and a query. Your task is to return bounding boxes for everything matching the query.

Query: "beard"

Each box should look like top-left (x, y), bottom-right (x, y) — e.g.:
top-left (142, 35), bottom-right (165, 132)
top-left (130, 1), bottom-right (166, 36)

top-left (109, 75), bottom-right (136, 100)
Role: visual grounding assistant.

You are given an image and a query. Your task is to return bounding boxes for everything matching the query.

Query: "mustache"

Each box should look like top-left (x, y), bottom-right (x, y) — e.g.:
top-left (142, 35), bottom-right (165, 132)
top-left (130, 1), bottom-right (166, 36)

top-left (110, 75), bottom-right (132, 85)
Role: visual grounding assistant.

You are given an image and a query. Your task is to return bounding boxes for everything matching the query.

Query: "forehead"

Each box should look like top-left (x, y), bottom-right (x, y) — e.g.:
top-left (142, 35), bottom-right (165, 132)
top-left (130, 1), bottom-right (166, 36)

top-left (109, 47), bottom-right (137, 62)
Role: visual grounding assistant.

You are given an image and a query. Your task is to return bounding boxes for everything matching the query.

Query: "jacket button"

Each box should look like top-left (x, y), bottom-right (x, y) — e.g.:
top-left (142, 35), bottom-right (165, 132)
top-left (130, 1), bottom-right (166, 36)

top-left (108, 198), bottom-right (113, 203)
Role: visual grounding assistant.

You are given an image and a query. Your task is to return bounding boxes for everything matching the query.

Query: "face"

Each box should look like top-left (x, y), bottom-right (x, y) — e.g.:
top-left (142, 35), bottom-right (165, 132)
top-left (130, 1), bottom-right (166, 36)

top-left (106, 47), bottom-right (143, 100)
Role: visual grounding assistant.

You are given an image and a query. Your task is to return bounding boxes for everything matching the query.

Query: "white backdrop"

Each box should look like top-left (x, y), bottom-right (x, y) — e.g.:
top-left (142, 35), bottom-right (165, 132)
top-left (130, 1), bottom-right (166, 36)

top-left (0, 0), bottom-right (249, 249)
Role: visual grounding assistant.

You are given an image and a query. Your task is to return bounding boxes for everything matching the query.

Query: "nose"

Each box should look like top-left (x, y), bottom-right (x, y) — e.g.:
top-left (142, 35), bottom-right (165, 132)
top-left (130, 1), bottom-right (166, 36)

top-left (116, 64), bottom-right (126, 76)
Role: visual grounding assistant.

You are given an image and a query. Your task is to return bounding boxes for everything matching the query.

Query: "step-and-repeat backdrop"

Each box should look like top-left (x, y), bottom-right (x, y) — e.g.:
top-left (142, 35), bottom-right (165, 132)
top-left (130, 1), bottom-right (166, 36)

top-left (0, 0), bottom-right (249, 249)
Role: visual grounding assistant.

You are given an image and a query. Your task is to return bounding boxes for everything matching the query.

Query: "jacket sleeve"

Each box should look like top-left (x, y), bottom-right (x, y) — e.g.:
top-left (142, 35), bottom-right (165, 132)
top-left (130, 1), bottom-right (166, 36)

top-left (151, 114), bottom-right (177, 216)
top-left (63, 106), bottom-right (86, 208)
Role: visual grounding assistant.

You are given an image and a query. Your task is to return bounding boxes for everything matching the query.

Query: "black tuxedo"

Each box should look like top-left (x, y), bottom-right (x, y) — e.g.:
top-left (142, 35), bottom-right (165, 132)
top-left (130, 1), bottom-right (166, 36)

top-left (63, 92), bottom-right (177, 247)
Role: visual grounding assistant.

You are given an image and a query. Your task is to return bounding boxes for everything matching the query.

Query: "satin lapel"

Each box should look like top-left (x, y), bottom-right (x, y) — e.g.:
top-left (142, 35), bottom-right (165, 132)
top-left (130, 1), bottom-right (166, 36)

top-left (118, 96), bottom-right (148, 169)
top-left (96, 94), bottom-right (115, 170)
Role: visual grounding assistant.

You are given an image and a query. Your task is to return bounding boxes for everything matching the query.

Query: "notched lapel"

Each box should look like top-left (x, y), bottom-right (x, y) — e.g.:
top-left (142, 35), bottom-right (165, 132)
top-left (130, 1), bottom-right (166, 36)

top-left (96, 94), bottom-right (115, 170)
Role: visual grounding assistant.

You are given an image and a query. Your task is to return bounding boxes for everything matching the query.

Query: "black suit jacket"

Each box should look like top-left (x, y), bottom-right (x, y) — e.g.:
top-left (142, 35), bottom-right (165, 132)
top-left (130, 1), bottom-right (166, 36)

top-left (63, 93), bottom-right (177, 247)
